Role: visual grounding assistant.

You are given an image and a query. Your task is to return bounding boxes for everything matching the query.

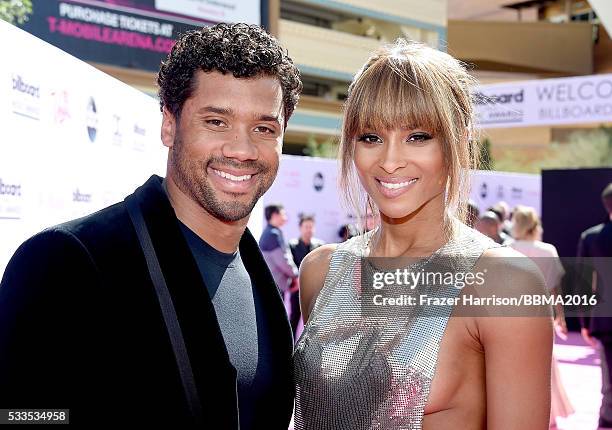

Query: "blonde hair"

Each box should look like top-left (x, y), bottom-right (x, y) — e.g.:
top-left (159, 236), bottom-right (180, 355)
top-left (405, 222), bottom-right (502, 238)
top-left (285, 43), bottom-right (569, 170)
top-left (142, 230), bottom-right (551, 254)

top-left (339, 39), bottom-right (480, 238)
top-left (512, 205), bottom-right (541, 240)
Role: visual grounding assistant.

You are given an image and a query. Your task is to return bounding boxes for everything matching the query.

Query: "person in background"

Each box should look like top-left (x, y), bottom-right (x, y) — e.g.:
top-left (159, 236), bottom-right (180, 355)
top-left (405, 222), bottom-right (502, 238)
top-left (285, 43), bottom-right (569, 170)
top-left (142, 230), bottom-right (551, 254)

top-left (260, 204), bottom-right (299, 295)
top-left (289, 214), bottom-right (325, 335)
top-left (475, 210), bottom-right (511, 245)
top-left (466, 199), bottom-right (480, 228)
top-left (490, 201), bottom-right (512, 236)
top-left (510, 205), bottom-right (574, 428)
top-left (578, 183), bottom-right (612, 429)
top-left (338, 223), bottom-right (358, 242)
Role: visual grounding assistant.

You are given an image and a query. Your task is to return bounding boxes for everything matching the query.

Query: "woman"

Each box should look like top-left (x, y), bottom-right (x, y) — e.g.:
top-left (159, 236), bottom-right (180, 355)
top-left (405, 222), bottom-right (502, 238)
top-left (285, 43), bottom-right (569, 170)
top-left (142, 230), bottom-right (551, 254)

top-left (293, 40), bottom-right (553, 429)
top-left (510, 205), bottom-right (574, 428)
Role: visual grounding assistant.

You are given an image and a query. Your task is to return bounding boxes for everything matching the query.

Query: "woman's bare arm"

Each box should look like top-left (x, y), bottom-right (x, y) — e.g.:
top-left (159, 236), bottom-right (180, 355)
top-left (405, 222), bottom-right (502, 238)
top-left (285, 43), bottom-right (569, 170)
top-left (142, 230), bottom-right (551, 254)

top-left (478, 247), bottom-right (553, 429)
top-left (299, 244), bottom-right (336, 324)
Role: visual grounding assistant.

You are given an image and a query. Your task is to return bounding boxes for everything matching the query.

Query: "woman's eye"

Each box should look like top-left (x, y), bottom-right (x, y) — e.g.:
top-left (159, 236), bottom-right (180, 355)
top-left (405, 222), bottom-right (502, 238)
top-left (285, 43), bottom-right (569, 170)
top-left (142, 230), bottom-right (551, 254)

top-left (408, 133), bottom-right (432, 142)
top-left (357, 134), bottom-right (382, 144)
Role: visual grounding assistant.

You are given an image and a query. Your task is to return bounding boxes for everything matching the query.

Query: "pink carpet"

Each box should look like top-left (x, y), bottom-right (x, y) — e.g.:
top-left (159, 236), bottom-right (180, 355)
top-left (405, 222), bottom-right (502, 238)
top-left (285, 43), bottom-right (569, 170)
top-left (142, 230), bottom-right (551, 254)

top-left (553, 331), bottom-right (602, 429)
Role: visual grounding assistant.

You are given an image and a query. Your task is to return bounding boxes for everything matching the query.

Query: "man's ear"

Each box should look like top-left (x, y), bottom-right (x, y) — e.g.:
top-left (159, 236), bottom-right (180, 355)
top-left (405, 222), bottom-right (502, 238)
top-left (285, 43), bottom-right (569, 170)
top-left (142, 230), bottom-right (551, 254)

top-left (161, 106), bottom-right (177, 149)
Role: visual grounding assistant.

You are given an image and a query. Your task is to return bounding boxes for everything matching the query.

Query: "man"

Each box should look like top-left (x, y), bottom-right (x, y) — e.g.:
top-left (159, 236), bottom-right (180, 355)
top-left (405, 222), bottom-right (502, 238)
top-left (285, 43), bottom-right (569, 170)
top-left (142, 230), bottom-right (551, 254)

top-left (259, 204), bottom-right (298, 294)
top-left (475, 210), bottom-right (512, 245)
top-left (0, 23), bottom-right (302, 427)
top-left (490, 201), bottom-right (513, 236)
top-left (288, 214), bottom-right (324, 334)
top-left (579, 183), bottom-right (612, 428)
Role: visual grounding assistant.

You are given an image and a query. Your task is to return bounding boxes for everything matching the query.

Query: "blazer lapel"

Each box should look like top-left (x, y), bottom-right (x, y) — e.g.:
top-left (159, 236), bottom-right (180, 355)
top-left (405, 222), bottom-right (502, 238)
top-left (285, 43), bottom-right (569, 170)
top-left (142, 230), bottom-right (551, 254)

top-left (127, 175), bottom-right (238, 427)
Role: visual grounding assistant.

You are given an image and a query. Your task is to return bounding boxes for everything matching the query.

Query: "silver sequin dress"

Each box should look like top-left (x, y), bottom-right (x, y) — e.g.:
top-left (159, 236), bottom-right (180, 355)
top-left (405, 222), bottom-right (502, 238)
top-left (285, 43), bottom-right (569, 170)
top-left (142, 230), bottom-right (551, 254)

top-left (293, 223), bottom-right (497, 430)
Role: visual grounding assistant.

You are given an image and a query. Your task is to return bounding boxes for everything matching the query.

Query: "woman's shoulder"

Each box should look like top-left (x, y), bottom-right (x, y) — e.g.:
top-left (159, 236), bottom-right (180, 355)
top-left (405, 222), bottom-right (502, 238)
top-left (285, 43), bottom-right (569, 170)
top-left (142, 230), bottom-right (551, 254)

top-left (478, 246), bottom-right (547, 295)
top-left (301, 243), bottom-right (338, 272)
top-left (510, 239), bottom-right (559, 258)
top-left (534, 240), bottom-right (559, 257)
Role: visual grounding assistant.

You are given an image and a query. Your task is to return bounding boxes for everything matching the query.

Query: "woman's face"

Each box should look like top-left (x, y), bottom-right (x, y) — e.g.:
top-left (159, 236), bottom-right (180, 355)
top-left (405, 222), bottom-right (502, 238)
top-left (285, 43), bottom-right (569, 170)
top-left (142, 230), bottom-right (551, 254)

top-left (353, 126), bottom-right (447, 221)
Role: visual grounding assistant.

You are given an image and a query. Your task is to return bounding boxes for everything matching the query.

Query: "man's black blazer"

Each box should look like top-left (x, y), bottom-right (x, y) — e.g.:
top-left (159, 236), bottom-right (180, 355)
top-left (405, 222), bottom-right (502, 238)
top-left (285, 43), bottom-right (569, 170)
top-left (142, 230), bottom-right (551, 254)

top-left (578, 220), bottom-right (612, 341)
top-left (0, 175), bottom-right (294, 427)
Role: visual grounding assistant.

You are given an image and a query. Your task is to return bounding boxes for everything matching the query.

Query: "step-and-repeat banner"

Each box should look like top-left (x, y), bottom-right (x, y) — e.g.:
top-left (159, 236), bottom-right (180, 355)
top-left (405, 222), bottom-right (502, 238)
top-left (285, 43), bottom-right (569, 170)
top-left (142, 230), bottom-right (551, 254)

top-left (0, 20), bottom-right (167, 275)
top-left (474, 73), bottom-right (612, 128)
top-left (262, 156), bottom-right (541, 245)
top-left (262, 155), bottom-right (353, 245)
top-left (470, 170), bottom-right (541, 215)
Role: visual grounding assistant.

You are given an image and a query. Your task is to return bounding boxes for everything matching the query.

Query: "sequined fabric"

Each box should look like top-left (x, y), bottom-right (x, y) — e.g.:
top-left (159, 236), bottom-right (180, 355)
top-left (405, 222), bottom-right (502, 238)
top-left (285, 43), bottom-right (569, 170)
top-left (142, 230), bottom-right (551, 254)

top-left (293, 223), bottom-right (497, 430)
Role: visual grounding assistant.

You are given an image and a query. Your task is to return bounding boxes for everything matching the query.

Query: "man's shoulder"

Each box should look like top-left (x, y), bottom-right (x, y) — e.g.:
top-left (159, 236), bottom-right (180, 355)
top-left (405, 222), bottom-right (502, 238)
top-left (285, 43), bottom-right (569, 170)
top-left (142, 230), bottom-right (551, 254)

top-left (9, 200), bottom-right (130, 270)
top-left (259, 225), bottom-right (283, 251)
top-left (56, 200), bottom-right (128, 239)
top-left (581, 223), bottom-right (606, 240)
top-left (311, 237), bottom-right (326, 248)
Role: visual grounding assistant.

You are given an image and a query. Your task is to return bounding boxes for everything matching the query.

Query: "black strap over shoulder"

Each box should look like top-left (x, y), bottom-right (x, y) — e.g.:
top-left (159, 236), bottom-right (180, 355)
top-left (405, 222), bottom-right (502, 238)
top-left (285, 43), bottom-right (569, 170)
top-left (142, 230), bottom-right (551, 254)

top-left (125, 194), bottom-right (203, 424)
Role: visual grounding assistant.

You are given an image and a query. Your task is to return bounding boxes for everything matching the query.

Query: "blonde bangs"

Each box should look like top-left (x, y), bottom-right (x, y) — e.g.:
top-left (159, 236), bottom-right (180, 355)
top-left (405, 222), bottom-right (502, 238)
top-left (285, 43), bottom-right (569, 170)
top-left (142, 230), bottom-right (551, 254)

top-left (344, 58), bottom-right (442, 140)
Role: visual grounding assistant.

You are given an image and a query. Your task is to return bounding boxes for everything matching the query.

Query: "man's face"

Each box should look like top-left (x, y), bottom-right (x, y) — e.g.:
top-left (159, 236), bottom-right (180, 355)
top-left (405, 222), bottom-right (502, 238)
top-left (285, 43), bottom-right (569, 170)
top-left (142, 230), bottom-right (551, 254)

top-left (476, 218), bottom-right (500, 240)
top-left (300, 219), bottom-right (314, 242)
top-left (272, 208), bottom-right (288, 227)
top-left (162, 70), bottom-right (284, 222)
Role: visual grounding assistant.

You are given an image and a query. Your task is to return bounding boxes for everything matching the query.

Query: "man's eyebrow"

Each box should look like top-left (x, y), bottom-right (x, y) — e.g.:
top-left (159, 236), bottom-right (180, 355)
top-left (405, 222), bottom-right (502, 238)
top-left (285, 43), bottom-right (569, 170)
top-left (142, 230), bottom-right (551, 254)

top-left (196, 106), bottom-right (234, 116)
top-left (256, 114), bottom-right (282, 125)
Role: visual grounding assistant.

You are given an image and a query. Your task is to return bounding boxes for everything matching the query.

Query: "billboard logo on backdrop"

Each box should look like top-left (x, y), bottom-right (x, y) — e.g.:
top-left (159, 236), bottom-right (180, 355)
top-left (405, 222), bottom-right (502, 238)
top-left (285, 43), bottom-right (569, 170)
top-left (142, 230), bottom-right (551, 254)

top-left (474, 88), bottom-right (525, 126)
top-left (11, 74), bottom-right (41, 120)
top-left (0, 179), bottom-right (22, 197)
top-left (73, 188), bottom-right (92, 203)
top-left (473, 89), bottom-right (524, 106)
top-left (511, 187), bottom-right (523, 200)
top-left (0, 178), bottom-right (23, 220)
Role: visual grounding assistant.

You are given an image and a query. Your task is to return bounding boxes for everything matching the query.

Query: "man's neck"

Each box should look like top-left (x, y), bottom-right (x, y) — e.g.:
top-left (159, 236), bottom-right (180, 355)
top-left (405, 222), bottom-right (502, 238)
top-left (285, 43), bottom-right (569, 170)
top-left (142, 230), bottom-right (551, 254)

top-left (300, 237), bottom-right (311, 246)
top-left (163, 175), bottom-right (248, 254)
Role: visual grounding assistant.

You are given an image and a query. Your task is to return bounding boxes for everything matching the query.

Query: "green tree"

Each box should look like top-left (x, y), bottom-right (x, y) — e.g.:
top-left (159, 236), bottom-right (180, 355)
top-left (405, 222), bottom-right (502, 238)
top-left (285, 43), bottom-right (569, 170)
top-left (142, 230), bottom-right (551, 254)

top-left (478, 138), bottom-right (492, 170)
top-left (0, 0), bottom-right (32, 25)
top-left (493, 126), bottom-right (612, 173)
top-left (303, 134), bottom-right (338, 158)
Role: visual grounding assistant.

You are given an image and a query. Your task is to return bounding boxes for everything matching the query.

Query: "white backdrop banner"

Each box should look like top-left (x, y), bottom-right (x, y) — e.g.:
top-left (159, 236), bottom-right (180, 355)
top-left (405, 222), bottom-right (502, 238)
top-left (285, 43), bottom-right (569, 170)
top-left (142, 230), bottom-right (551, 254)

top-left (474, 73), bottom-right (612, 128)
top-left (0, 19), bottom-right (168, 275)
top-left (262, 155), bottom-right (354, 245)
top-left (262, 158), bottom-right (542, 245)
top-left (470, 170), bottom-right (541, 215)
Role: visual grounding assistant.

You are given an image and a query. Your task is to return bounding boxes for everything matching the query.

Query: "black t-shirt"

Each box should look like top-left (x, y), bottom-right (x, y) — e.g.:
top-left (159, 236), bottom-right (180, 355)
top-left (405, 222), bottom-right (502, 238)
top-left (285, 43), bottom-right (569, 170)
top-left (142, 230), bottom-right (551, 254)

top-left (179, 221), bottom-right (274, 429)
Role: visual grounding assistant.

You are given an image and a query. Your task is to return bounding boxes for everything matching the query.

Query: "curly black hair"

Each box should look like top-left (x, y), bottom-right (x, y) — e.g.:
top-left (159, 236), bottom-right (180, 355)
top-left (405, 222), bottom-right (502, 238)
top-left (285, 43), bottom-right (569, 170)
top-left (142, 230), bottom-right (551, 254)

top-left (157, 23), bottom-right (302, 127)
